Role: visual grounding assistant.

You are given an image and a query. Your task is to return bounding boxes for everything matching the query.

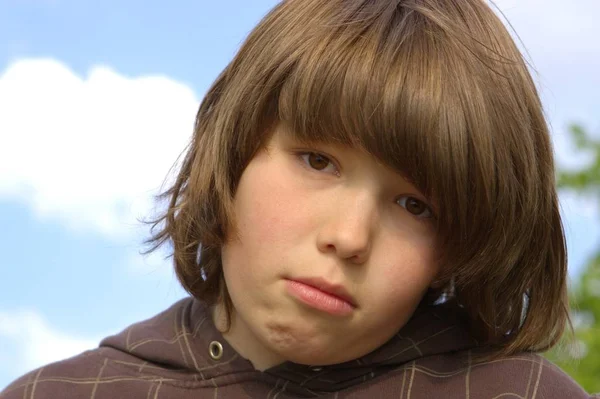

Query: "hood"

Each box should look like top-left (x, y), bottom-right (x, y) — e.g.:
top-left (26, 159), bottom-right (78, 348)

top-left (100, 297), bottom-right (478, 396)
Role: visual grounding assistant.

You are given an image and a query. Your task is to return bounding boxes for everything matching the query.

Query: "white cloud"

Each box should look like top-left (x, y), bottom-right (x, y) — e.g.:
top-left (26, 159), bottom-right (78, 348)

top-left (0, 310), bottom-right (104, 376)
top-left (0, 58), bottom-right (199, 238)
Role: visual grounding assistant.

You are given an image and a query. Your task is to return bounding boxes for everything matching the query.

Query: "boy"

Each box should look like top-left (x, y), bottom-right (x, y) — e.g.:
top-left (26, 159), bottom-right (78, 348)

top-left (1, 0), bottom-right (596, 397)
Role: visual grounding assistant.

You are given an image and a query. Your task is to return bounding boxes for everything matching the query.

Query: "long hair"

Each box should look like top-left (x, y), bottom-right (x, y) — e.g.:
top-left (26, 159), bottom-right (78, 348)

top-left (146, 0), bottom-right (569, 359)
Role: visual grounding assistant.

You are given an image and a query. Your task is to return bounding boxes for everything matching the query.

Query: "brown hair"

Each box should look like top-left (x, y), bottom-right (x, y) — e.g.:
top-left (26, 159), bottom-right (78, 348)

top-left (146, 0), bottom-right (569, 359)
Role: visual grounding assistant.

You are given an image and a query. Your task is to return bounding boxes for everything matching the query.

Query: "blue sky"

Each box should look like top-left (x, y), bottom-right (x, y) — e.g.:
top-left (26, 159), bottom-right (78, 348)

top-left (1, 0), bottom-right (599, 389)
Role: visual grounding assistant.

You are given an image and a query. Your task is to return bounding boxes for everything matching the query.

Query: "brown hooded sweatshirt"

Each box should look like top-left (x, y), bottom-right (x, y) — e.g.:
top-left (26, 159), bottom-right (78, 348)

top-left (1, 297), bottom-right (595, 398)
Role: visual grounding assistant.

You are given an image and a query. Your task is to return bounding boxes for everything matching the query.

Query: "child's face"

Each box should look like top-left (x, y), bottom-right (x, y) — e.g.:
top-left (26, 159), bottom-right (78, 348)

top-left (220, 125), bottom-right (440, 369)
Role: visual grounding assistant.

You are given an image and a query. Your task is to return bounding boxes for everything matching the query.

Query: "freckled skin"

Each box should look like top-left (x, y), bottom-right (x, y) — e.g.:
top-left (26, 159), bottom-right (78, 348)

top-left (217, 126), bottom-right (440, 370)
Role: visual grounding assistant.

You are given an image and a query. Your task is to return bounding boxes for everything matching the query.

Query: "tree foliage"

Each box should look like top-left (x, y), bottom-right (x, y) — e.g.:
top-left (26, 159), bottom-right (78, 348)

top-left (545, 124), bottom-right (600, 393)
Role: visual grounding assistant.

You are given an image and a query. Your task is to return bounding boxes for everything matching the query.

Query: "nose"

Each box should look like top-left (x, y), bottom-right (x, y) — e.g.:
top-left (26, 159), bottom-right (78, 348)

top-left (316, 191), bottom-right (377, 264)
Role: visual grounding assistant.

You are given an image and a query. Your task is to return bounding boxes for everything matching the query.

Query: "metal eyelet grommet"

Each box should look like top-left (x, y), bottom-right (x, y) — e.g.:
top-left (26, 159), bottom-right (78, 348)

top-left (209, 341), bottom-right (224, 360)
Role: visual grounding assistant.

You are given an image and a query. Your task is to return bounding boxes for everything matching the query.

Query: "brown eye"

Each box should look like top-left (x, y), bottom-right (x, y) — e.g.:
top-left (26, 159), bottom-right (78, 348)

top-left (406, 198), bottom-right (426, 215)
top-left (397, 196), bottom-right (433, 219)
top-left (307, 153), bottom-right (331, 170)
top-left (299, 152), bottom-right (338, 175)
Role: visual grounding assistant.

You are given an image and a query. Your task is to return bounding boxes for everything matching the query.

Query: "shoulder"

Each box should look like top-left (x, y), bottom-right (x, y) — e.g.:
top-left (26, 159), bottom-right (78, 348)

top-left (457, 351), bottom-right (592, 399)
top-left (0, 345), bottom-right (176, 399)
top-left (0, 349), bottom-right (110, 399)
top-left (366, 350), bottom-right (594, 399)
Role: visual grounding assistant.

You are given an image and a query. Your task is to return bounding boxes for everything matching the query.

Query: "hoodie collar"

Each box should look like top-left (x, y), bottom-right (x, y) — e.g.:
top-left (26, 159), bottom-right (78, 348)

top-left (101, 297), bottom-right (477, 395)
top-left (265, 302), bottom-right (478, 393)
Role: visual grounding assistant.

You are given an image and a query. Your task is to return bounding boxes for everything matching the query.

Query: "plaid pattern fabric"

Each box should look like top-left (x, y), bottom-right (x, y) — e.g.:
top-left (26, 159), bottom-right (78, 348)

top-left (1, 297), bottom-right (595, 398)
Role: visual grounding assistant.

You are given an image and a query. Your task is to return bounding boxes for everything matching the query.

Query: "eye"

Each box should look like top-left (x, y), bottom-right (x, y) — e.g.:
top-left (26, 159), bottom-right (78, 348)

top-left (397, 196), bottom-right (433, 219)
top-left (299, 152), bottom-right (339, 175)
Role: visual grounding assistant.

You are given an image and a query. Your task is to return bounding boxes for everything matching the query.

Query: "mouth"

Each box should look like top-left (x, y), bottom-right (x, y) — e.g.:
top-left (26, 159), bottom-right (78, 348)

top-left (284, 277), bottom-right (357, 317)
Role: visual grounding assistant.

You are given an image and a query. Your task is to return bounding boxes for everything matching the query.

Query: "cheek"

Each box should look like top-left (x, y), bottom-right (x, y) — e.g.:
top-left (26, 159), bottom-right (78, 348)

top-left (241, 197), bottom-right (296, 244)
top-left (236, 171), bottom-right (315, 246)
top-left (371, 240), bottom-right (439, 306)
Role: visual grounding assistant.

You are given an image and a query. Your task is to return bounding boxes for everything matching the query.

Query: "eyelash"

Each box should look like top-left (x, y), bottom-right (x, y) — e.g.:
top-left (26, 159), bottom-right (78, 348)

top-left (295, 151), bottom-right (435, 220)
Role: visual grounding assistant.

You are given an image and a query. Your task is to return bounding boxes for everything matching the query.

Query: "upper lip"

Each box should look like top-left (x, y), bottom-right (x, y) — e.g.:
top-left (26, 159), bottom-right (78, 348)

top-left (288, 277), bottom-right (357, 307)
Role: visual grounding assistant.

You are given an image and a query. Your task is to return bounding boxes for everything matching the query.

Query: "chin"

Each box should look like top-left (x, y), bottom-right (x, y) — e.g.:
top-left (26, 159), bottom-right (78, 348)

top-left (263, 325), bottom-right (360, 366)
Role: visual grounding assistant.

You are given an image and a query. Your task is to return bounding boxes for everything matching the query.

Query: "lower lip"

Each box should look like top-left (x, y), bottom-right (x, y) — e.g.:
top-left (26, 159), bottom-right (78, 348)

top-left (285, 280), bottom-right (355, 316)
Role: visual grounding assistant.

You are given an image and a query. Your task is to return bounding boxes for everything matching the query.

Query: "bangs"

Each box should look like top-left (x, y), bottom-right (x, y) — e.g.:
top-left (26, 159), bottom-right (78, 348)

top-left (274, 3), bottom-right (474, 209)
